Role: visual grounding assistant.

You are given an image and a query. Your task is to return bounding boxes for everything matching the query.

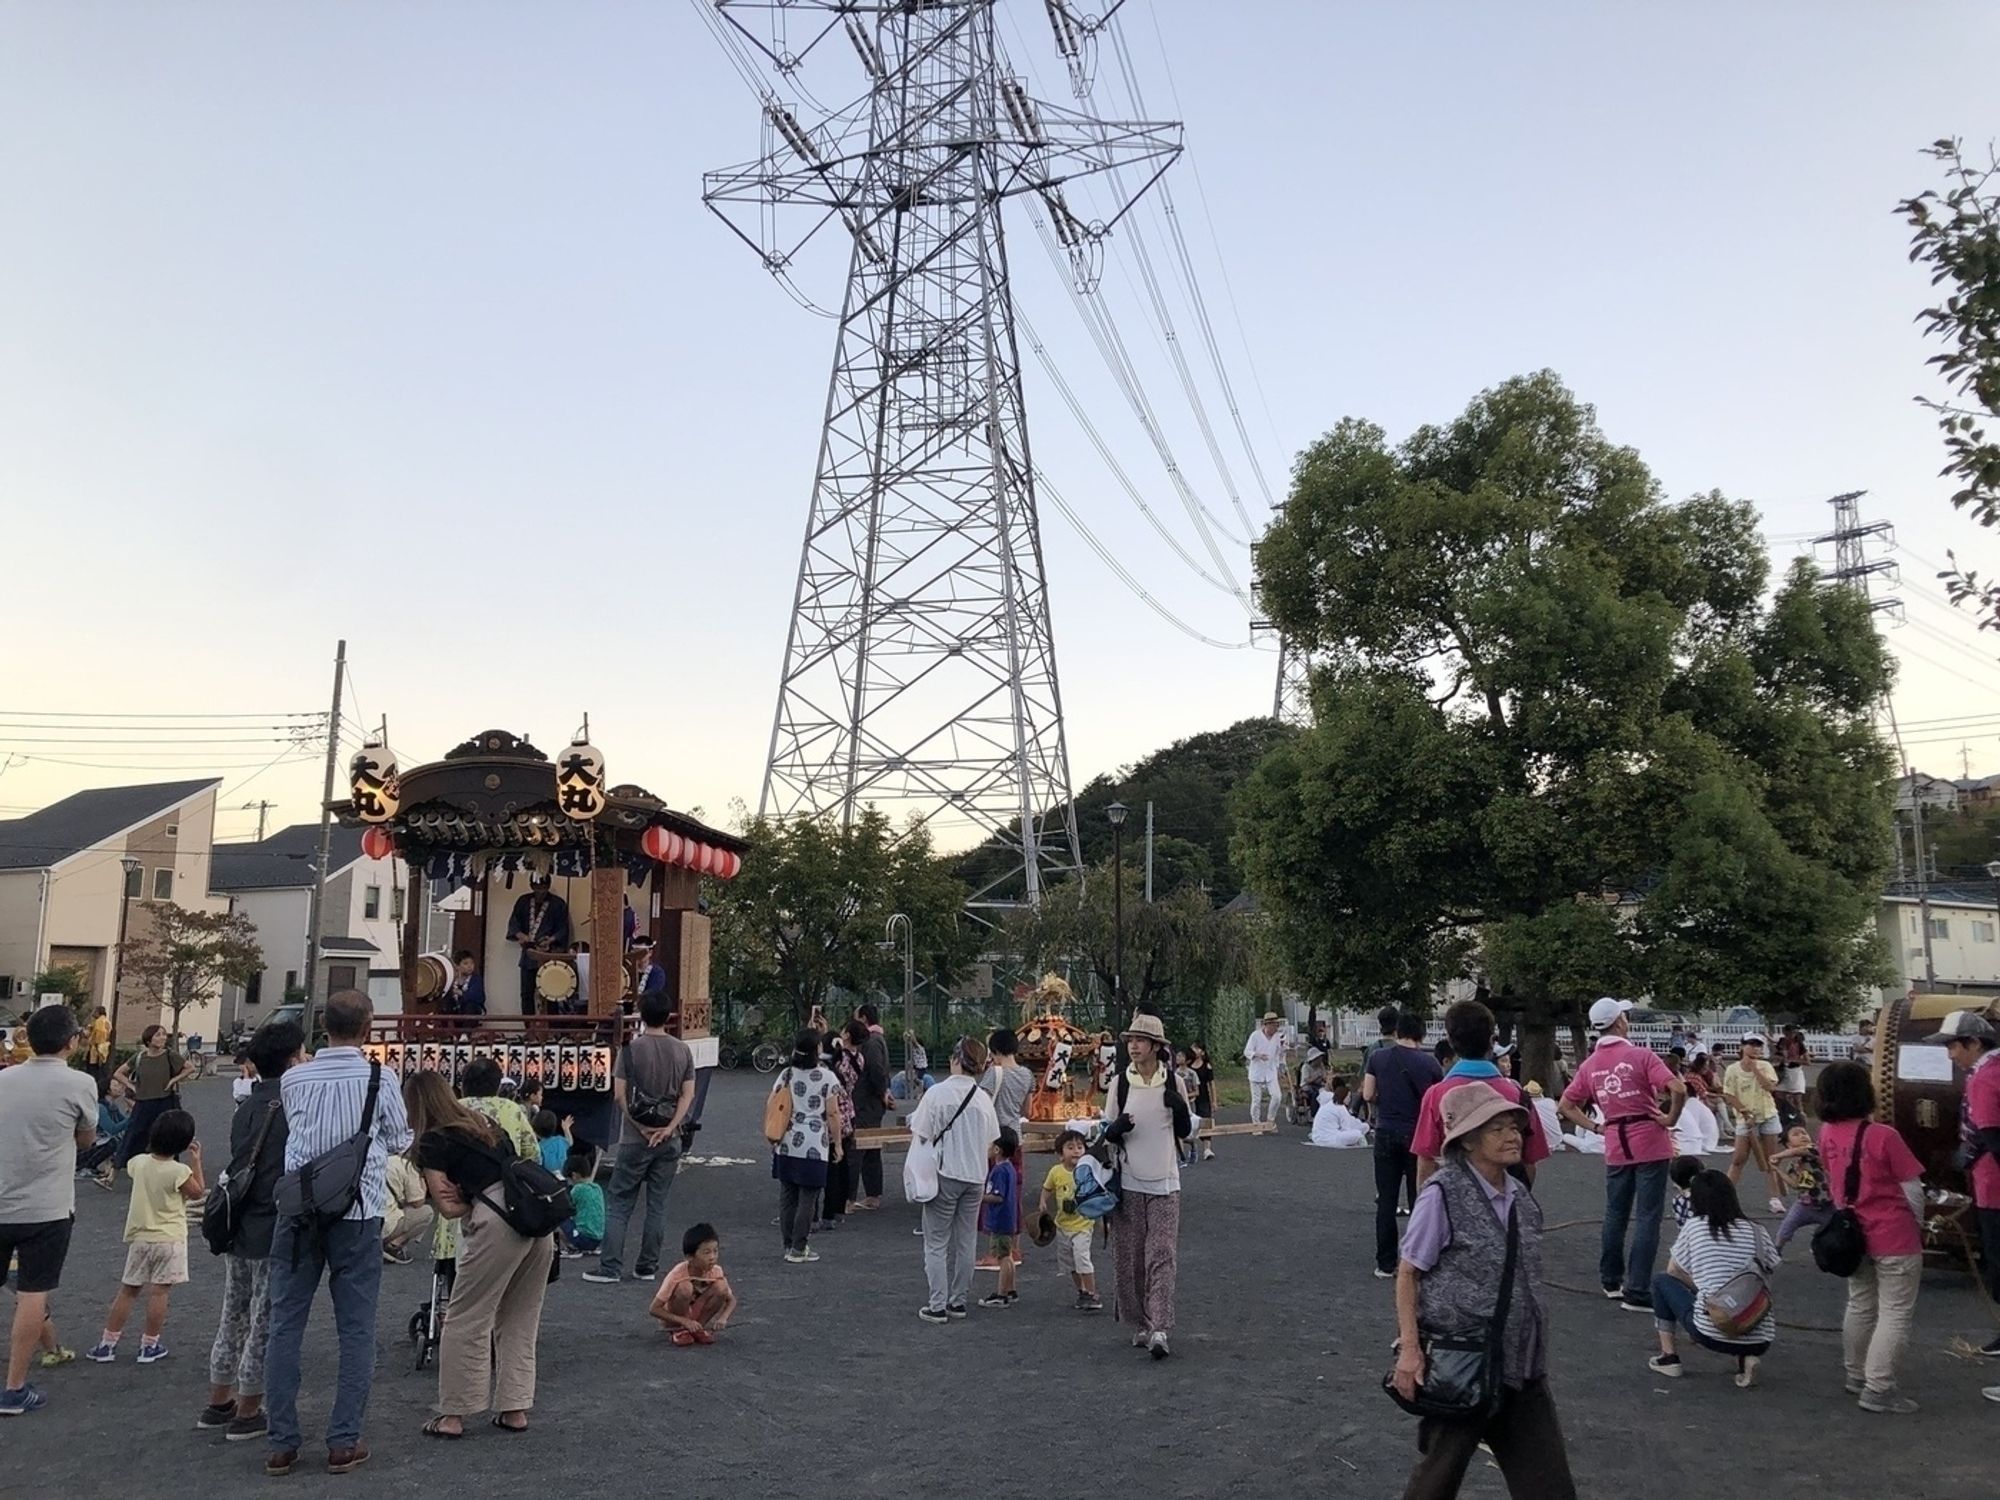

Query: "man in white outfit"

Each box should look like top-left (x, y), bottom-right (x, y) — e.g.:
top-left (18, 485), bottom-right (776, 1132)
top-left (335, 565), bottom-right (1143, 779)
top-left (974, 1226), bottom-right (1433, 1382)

top-left (1243, 1012), bottom-right (1288, 1126)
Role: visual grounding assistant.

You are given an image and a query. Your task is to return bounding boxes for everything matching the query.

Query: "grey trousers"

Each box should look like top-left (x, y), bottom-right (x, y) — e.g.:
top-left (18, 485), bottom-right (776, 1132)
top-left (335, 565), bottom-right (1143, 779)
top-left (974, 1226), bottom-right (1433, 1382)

top-left (920, 1175), bottom-right (982, 1313)
top-left (778, 1180), bottom-right (819, 1254)
top-left (208, 1254), bottom-right (272, 1395)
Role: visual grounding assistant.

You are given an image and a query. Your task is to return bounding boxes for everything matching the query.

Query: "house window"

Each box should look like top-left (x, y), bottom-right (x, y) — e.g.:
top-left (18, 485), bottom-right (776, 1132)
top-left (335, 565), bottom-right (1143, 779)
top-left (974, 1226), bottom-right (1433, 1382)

top-left (1928, 917), bottom-right (1951, 940)
top-left (151, 867), bottom-right (174, 900)
top-left (245, 971), bottom-right (263, 1006)
top-left (364, 885), bottom-right (382, 920)
top-left (1975, 920), bottom-right (1997, 944)
top-left (391, 886), bottom-right (405, 922)
top-left (283, 970), bottom-right (298, 994)
top-left (123, 866), bottom-right (142, 899)
top-left (164, 823), bottom-right (178, 840)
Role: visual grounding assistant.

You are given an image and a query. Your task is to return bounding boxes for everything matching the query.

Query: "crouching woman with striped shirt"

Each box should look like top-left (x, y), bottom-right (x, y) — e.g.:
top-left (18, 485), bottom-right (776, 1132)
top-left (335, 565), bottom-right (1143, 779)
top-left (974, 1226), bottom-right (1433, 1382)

top-left (1649, 1170), bottom-right (1779, 1387)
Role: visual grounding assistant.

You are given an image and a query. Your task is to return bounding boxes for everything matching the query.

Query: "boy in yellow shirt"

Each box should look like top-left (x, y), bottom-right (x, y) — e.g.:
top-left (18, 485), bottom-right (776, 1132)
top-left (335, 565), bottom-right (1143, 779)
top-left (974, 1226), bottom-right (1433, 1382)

top-left (89, 1109), bottom-right (204, 1364)
top-left (1038, 1125), bottom-right (1102, 1312)
top-left (1722, 1034), bottom-right (1786, 1214)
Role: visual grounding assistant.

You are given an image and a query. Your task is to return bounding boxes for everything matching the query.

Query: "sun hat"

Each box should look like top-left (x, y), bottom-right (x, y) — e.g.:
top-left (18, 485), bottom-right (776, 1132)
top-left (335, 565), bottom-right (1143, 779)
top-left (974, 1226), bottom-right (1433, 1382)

top-left (1439, 1081), bottom-right (1529, 1147)
top-left (1123, 1013), bottom-right (1168, 1045)
top-left (1922, 1010), bottom-right (1999, 1045)
top-left (1588, 997), bottom-right (1633, 1031)
top-left (1030, 1213), bottom-right (1057, 1248)
top-left (1260, 1011), bottom-right (1281, 1024)
top-left (1523, 1080), bottom-right (1545, 1099)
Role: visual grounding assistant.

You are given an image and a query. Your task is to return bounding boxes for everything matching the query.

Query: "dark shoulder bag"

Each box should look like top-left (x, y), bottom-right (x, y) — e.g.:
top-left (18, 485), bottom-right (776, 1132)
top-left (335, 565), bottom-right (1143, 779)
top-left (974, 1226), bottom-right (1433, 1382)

top-left (1382, 1196), bottom-right (1519, 1423)
top-left (201, 1101), bottom-right (280, 1256)
top-left (471, 1135), bottom-right (574, 1239)
top-left (274, 1062), bottom-right (383, 1232)
top-left (1812, 1120), bottom-right (1871, 1278)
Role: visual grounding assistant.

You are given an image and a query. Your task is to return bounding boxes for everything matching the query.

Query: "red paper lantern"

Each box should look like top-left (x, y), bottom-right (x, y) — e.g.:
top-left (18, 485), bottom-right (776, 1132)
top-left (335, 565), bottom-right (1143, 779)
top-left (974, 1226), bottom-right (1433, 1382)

top-left (640, 826), bottom-right (668, 863)
top-left (700, 843), bottom-right (721, 875)
top-left (361, 826), bottom-right (395, 861)
top-left (716, 850), bottom-right (741, 880)
top-left (665, 831), bottom-right (686, 866)
top-left (681, 840), bottom-right (703, 871)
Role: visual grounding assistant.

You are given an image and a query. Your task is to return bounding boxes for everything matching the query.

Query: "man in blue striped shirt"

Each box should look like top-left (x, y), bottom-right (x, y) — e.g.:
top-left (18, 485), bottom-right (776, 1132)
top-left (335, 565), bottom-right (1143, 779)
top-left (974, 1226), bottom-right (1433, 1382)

top-left (262, 991), bottom-right (412, 1477)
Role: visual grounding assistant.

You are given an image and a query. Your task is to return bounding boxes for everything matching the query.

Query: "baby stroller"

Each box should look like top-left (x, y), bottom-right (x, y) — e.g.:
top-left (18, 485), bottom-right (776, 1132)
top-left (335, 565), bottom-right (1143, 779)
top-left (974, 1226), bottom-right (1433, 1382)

top-left (408, 1258), bottom-right (456, 1372)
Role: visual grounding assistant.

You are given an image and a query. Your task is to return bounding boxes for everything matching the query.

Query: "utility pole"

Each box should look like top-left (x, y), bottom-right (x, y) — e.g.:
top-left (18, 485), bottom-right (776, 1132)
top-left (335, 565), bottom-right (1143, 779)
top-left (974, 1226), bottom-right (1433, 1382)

top-left (303, 639), bottom-right (345, 1039)
top-left (703, 0), bottom-right (1179, 915)
top-left (1144, 801), bottom-right (1155, 904)
top-left (240, 800), bottom-right (275, 842)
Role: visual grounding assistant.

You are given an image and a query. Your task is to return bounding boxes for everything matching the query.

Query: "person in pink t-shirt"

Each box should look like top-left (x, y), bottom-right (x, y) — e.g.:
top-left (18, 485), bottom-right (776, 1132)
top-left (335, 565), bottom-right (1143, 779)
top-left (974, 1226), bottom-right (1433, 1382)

top-left (1815, 1061), bottom-right (1925, 1413)
top-left (1559, 998), bottom-right (1685, 1310)
top-left (1411, 1001), bottom-right (1550, 1190)
top-left (1923, 1009), bottom-right (2000, 1372)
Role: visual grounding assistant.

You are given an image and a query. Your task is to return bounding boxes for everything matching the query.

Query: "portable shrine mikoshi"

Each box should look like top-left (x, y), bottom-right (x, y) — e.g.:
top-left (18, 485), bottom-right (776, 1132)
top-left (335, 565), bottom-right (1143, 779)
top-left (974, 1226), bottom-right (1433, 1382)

top-left (1870, 989), bottom-right (2000, 1269)
top-left (337, 726), bottom-right (749, 1146)
top-left (1014, 973), bottom-right (1112, 1126)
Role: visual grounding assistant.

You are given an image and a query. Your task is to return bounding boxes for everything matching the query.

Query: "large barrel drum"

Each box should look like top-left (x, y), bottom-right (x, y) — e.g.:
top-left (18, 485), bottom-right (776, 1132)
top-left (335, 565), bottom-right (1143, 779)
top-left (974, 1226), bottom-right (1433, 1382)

top-left (1870, 991), bottom-right (2000, 1194)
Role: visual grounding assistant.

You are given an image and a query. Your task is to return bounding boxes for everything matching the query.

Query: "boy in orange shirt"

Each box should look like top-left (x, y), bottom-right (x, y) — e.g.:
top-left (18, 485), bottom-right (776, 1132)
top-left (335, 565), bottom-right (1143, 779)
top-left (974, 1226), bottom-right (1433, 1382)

top-left (649, 1223), bottom-right (736, 1346)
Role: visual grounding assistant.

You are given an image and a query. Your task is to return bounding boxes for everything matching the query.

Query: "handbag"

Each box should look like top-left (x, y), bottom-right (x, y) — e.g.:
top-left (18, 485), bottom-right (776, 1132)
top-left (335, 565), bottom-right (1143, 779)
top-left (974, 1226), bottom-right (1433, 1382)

top-left (1382, 1197), bottom-right (1519, 1422)
top-left (275, 1061), bottom-right (382, 1229)
top-left (902, 1082), bottom-right (980, 1205)
top-left (1704, 1267), bottom-right (1773, 1338)
top-left (201, 1101), bottom-right (280, 1256)
top-left (1811, 1119), bottom-right (1871, 1278)
top-left (763, 1069), bottom-right (796, 1145)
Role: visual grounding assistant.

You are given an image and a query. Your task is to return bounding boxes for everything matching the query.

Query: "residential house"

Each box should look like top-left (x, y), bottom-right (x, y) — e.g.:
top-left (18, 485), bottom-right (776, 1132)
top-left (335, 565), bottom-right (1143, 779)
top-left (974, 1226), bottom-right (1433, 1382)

top-left (211, 822), bottom-right (440, 1029)
top-left (1895, 772), bottom-right (1961, 816)
top-left (0, 779), bottom-right (229, 1042)
top-left (1878, 882), bottom-right (2000, 1005)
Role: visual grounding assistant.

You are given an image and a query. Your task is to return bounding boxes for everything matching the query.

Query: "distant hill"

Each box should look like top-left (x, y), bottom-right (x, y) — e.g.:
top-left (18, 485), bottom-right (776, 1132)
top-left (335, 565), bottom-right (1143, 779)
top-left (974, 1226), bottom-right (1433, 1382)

top-left (954, 717), bottom-right (1297, 903)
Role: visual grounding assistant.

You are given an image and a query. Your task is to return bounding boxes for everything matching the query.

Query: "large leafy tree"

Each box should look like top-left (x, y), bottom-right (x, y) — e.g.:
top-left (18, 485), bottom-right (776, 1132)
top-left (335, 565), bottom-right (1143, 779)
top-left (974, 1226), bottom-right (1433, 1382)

top-left (708, 811), bottom-right (977, 1027)
top-left (1898, 139), bottom-right (2000, 623)
top-left (120, 906), bottom-right (263, 1048)
top-left (1236, 373), bottom-right (1894, 1084)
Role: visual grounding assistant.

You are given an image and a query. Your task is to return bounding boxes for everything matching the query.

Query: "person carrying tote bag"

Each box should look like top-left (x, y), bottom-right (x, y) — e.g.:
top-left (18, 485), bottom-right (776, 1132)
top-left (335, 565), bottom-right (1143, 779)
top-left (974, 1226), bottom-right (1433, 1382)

top-left (908, 1038), bottom-right (999, 1323)
top-left (1387, 1082), bottom-right (1574, 1500)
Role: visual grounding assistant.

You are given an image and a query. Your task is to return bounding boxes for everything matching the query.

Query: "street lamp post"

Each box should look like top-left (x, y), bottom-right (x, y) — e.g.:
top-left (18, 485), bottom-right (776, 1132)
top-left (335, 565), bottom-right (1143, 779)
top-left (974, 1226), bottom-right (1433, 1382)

top-left (885, 913), bottom-right (915, 1091)
top-left (1107, 802), bottom-right (1129, 1040)
top-left (110, 857), bottom-right (141, 1048)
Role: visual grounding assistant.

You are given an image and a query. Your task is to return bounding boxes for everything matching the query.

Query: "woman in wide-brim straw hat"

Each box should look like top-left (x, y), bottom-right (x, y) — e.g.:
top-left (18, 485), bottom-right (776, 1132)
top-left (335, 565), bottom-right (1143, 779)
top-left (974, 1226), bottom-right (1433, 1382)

top-left (1100, 1010), bottom-right (1194, 1359)
top-left (1390, 1081), bottom-right (1574, 1499)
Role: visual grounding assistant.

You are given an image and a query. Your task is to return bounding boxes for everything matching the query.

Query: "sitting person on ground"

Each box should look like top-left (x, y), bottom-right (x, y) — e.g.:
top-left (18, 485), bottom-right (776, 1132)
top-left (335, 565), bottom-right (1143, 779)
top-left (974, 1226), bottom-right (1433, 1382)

top-left (561, 1146), bottom-right (605, 1260)
top-left (1649, 1170), bottom-right (1779, 1389)
top-left (382, 1153), bottom-right (434, 1267)
top-left (532, 1111), bottom-right (572, 1175)
top-left (649, 1223), bottom-right (736, 1345)
top-left (1769, 1124), bottom-right (1833, 1252)
top-left (1308, 1078), bottom-right (1369, 1148)
top-left (75, 1078), bottom-right (132, 1186)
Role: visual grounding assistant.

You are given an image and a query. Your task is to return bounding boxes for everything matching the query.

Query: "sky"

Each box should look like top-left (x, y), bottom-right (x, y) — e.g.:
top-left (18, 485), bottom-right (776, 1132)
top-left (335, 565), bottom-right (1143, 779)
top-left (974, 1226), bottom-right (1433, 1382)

top-left (4, 0), bottom-right (1999, 846)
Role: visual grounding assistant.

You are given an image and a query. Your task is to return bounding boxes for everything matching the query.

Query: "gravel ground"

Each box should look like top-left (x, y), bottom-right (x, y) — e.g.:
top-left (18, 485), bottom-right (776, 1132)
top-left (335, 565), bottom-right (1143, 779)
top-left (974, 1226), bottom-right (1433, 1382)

top-left (6, 1070), bottom-right (1997, 1498)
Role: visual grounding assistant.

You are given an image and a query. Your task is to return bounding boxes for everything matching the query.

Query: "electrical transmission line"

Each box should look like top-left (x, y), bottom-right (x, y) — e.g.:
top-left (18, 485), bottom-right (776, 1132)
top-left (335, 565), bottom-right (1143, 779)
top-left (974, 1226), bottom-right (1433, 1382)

top-left (702, 0), bottom-right (1181, 907)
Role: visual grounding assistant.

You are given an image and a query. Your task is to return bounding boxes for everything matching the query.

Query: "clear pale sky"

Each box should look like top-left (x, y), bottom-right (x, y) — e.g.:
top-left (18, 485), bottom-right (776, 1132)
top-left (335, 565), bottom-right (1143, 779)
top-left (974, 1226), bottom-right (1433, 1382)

top-left (4, 1), bottom-right (1998, 843)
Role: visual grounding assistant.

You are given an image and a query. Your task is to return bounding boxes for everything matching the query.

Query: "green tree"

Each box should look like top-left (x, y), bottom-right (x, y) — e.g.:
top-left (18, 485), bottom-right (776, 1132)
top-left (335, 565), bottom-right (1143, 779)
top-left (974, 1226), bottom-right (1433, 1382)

top-left (709, 811), bottom-right (977, 1027)
top-left (1898, 139), bottom-right (2000, 624)
top-left (1001, 863), bottom-right (1249, 1041)
top-left (1236, 373), bottom-right (1894, 1086)
top-left (30, 965), bottom-right (93, 1026)
top-left (120, 906), bottom-right (263, 1048)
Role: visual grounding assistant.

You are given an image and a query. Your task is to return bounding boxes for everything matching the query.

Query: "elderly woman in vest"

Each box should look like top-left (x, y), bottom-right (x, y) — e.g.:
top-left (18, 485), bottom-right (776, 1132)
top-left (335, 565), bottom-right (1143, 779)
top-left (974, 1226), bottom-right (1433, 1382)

top-left (1391, 1082), bottom-right (1575, 1500)
top-left (1100, 1010), bottom-right (1193, 1360)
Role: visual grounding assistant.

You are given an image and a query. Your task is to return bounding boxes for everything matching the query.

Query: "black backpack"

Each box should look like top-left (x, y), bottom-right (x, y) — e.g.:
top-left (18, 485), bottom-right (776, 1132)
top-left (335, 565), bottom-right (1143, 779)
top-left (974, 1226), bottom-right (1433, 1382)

top-left (473, 1140), bottom-right (573, 1239)
top-left (1811, 1120), bottom-right (1871, 1278)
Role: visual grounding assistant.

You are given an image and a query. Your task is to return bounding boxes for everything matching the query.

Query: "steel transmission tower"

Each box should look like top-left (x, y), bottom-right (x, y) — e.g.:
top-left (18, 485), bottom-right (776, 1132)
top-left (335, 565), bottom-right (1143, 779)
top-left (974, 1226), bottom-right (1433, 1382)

top-left (703, 1), bottom-right (1181, 906)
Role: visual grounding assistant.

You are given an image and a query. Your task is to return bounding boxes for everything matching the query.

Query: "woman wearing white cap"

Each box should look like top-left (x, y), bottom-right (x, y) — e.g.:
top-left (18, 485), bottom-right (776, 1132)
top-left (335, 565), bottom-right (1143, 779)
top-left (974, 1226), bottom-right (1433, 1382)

top-left (1390, 1081), bottom-right (1574, 1498)
top-left (1101, 1011), bottom-right (1193, 1359)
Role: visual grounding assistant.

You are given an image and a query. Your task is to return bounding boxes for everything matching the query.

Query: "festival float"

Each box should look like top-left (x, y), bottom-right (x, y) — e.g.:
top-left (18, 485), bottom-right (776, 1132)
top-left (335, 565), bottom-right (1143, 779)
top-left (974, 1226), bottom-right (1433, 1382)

top-left (1870, 989), bottom-right (2000, 1270)
top-left (1015, 973), bottom-right (1113, 1128)
top-left (336, 726), bottom-right (748, 1147)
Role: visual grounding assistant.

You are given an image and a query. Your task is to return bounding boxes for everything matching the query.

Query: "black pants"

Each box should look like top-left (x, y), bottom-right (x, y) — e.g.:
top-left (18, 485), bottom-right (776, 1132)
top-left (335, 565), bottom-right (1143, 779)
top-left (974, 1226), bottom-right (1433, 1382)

top-left (119, 1097), bottom-right (174, 1167)
top-left (518, 963), bottom-right (538, 1013)
top-left (823, 1139), bottom-right (856, 1221)
top-left (1374, 1130), bottom-right (1417, 1273)
top-left (1979, 1206), bottom-right (2000, 1303)
top-left (1404, 1378), bottom-right (1576, 1500)
top-left (778, 1180), bottom-right (819, 1254)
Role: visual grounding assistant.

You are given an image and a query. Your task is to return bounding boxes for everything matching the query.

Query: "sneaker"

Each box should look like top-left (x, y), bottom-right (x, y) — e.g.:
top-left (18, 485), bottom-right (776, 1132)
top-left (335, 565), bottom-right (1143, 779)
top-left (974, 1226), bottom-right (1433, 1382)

top-left (1858, 1392), bottom-right (1919, 1414)
top-left (912, 1226), bottom-right (925, 1236)
top-left (977, 1292), bottom-right (1012, 1308)
top-left (1603, 1286), bottom-right (1624, 1300)
top-left (1148, 1330), bottom-right (1171, 1360)
top-left (195, 1401), bottom-right (236, 1430)
top-left (226, 1410), bottom-right (268, 1442)
top-left (633, 1265), bottom-right (658, 1279)
top-left (670, 1329), bottom-right (699, 1346)
top-left (1767, 1197), bottom-right (1785, 1216)
top-left (1373, 1268), bottom-right (1394, 1280)
top-left (85, 1341), bottom-right (117, 1363)
top-left (558, 1247), bottom-right (583, 1261)
top-left (0, 1385), bottom-right (47, 1415)
top-left (917, 1307), bottom-right (950, 1325)
top-left (1734, 1355), bottom-right (1760, 1389)
top-left (381, 1244), bottom-right (412, 1266)
top-left (136, 1342), bottom-right (170, 1365)
top-left (37, 1347), bottom-right (75, 1368)
top-left (784, 1250), bottom-right (808, 1264)
top-left (1648, 1354), bottom-right (1682, 1378)
top-left (1080, 1295), bottom-right (1102, 1313)
top-left (1620, 1296), bottom-right (1652, 1314)
top-left (1844, 1377), bottom-right (1865, 1396)
top-left (1395, 1206), bottom-right (1409, 1218)
top-left (1983, 1385), bottom-right (2000, 1404)
top-left (1132, 1331), bottom-right (1152, 1348)
top-left (946, 1302), bottom-right (968, 1320)
top-left (581, 1269), bottom-right (622, 1284)
top-left (1981, 1334), bottom-right (2000, 1358)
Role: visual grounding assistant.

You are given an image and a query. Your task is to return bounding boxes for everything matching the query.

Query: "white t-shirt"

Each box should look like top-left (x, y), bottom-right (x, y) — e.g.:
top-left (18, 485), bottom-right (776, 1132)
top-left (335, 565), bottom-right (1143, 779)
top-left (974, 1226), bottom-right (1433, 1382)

top-left (1243, 1027), bottom-right (1286, 1084)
